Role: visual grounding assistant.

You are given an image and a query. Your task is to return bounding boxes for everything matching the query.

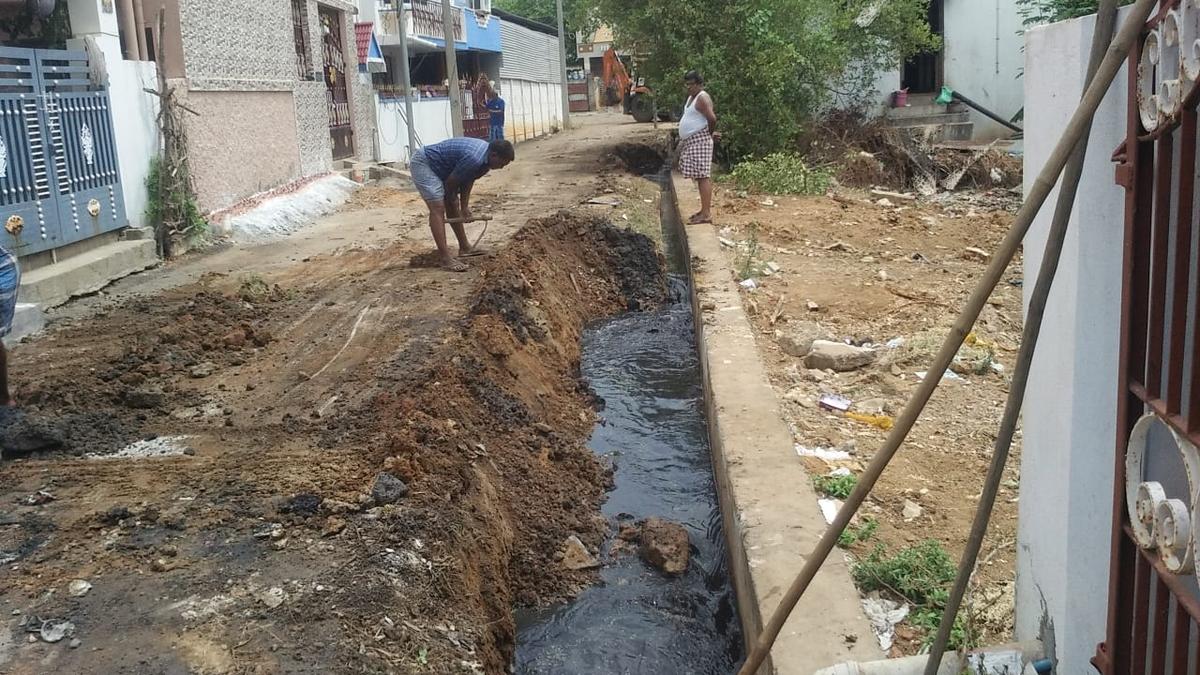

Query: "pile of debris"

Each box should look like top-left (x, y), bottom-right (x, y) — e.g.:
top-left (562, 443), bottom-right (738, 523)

top-left (803, 111), bottom-right (1023, 200)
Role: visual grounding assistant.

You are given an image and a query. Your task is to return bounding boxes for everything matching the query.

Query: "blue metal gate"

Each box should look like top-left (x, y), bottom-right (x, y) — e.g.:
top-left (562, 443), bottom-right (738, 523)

top-left (0, 47), bottom-right (126, 257)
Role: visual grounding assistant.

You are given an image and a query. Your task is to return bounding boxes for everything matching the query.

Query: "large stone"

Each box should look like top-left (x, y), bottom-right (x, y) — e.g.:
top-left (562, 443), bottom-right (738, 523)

top-left (777, 321), bottom-right (827, 358)
top-left (371, 472), bottom-right (409, 505)
top-left (805, 340), bottom-right (877, 372)
top-left (640, 517), bottom-right (690, 575)
top-left (561, 535), bottom-right (600, 571)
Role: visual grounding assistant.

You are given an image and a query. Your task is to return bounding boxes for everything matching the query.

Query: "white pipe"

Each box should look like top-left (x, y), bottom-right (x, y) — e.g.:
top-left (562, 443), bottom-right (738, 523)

top-left (814, 641), bottom-right (1044, 675)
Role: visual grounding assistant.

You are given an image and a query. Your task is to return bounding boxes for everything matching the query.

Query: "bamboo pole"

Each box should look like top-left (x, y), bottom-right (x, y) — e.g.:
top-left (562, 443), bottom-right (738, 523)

top-left (735, 1), bottom-right (1158, 672)
top-left (922, 0), bottom-right (1120, 669)
top-left (132, 0), bottom-right (148, 62)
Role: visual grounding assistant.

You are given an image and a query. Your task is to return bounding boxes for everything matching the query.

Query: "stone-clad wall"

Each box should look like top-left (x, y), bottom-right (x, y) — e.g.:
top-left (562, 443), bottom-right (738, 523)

top-left (178, 0), bottom-right (295, 90)
top-left (170, 0), bottom-right (370, 211)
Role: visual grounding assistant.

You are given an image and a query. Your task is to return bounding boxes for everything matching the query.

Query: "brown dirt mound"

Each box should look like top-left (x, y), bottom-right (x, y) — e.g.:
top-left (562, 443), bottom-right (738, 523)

top-left (335, 212), bottom-right (667, 671)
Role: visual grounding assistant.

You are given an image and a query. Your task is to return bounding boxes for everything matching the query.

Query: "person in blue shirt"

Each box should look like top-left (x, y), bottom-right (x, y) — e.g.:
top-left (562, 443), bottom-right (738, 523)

top-left (485, 85), bottom-right (506, 141)
top-left (409, 137), bottom-right (515, 272)
top-left (0, 244), bottom-right (19, 405)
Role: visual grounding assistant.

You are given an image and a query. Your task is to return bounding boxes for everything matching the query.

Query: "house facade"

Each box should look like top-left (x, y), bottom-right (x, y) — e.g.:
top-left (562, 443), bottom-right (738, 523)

top-left (874, 0), bottom-right (1025, 141)
top-left (365, 0), bottom-right (563, 164)
top-left (119, 0), bottom-right (369, 214)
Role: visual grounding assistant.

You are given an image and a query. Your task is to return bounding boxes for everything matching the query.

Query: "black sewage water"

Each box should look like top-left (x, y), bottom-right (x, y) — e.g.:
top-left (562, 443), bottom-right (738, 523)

top-left (514, 180), bottom-right (745, 674)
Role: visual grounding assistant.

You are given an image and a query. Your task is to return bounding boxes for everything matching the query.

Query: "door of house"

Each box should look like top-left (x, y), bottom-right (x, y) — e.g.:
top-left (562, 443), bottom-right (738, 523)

top-left (1098, 3), bottom-right (1200, 672)
top-left (320, 7), bottom-right (354, 161)
top-left (901, 0), bottom-right (942, 95)
top-left (0, 47), bottom-right (125, 258)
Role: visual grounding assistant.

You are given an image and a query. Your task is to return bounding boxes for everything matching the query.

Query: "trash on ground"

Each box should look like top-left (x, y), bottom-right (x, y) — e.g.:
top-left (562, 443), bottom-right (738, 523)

top-left (739, 279), bottom-right (758, 290)
top-left (845, 412), bottom-right (894, 430)
top-left (915, 370), bottom-right (967, 384)
top-left (796, 445), bottom-right (853, 461)
top-left (818, 498), bottom-right (843, 524)
top-left (819, 394), bottom-right (853, 413)
top-left (38, 620), bottom-right (75, 644)
top-left (861, 593), bottom-right (909, 651)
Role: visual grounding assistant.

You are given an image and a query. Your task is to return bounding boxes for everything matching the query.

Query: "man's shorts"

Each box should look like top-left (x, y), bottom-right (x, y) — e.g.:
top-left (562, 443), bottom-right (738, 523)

top-left (410, 150), bottom-right (445, 203)
top-left (0, 249), bottom-right (20, 338)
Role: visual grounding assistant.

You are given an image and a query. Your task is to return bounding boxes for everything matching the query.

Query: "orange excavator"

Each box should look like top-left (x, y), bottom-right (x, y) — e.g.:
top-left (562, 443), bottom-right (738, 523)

top-left (601, 48), bottom-right (662, 123)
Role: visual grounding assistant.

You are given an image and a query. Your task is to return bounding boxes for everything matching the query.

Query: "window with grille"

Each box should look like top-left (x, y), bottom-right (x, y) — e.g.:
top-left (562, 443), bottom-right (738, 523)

top-left (291, 0), bottom-right (313, 79)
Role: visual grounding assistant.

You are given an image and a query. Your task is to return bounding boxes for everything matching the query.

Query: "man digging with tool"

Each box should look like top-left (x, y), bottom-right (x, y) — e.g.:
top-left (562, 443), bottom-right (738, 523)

top-left (410, 137), bottom-right (515, 272)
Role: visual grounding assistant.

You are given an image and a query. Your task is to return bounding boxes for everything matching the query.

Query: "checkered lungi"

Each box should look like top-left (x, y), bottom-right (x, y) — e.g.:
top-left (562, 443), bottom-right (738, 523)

top-left (678, 130), bottom-right (713, 179)
top-left (0, 247), bottom-right (19, 338)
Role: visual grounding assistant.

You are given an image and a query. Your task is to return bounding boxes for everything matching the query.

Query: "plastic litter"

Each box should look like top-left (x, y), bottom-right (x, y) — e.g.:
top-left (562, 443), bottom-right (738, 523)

top-left (796, 445), bottom-right (853, 461)
top-left (861, 594), bottom-right (909, 651)
top-left (819, 394), bottom-right (853, 413)
top-left (846, 412), bottom-right (895, 430)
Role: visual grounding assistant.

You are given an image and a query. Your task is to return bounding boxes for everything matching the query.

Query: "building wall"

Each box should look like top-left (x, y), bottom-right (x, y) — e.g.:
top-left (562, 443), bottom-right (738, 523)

top-left (375, 97), bottom-right (455, 164)
top-left (499, 20), bottom-right (562, 83)
top-left (942, 0), bottom-right (1025, 140)
top-left (182, 90), bottom-right (303, 212)
top-left (1017, 9), bottom-right (1131, 673)
top-left (106, 54), bottom-right (161, 230)
top-left (177, 0), bottom-right (295, 90)
top-left (64, 0), bottom-right (161, 232)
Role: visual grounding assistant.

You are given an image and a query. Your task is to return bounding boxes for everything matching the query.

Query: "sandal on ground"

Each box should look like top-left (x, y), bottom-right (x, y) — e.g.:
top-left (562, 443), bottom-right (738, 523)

top-left (688, 213), bottom-right (712, 224)
top-left (442, 259), bottom-right (470, 273)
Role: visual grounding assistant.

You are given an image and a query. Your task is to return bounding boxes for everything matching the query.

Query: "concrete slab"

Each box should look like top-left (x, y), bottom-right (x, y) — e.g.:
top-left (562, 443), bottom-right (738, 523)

top-left (3, 303), bottom-right (45, 347)
top-left (19, 239), bottom-right (159, 308)
top-left (672, 172), bottom-right (880, 674)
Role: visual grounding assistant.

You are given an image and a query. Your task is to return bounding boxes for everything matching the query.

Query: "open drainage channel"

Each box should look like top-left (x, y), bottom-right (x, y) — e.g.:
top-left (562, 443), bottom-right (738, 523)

top-left (514, 166), bottom-right (746, 673)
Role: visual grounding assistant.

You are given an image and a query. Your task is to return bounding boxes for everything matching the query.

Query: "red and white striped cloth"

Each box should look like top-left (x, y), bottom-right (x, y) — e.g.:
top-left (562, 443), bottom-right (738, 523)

top-left (678, 130), bottom-right (713, 179)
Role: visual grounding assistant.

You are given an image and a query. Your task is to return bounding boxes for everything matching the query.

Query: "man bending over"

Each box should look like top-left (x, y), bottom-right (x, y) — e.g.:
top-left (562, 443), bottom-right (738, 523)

top-left (410, 137), bottom-right (515, 272)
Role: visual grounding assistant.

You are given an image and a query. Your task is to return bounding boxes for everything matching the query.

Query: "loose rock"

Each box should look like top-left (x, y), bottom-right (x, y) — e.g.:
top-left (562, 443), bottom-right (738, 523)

top-left (561, 535), bottom-right (600, 570)
top-left (257, 587), bottom-right (286, 609)
top-left (189, 362), bottom-right (218, 379)
top-left (902, 499), bottom-right (923, 521)
top-left (777, 321), bottom-right (826, 358)
top-left (322, 517), bottom-right (346, 537)
top-left (124, 387), bottom-right (166, 410)
top-left (640, 518), bottom-right (690, 575)
top-left (806, 341), bottom-right (877, 372)
top-left (371, 472), bottom-right (409, 505)
top-left (68, 580), bottom-right (92, 598)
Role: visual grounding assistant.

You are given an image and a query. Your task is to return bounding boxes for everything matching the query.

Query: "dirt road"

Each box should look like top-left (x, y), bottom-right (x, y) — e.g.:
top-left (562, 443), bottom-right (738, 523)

top-left (0, 114), bottom-right (666, 674)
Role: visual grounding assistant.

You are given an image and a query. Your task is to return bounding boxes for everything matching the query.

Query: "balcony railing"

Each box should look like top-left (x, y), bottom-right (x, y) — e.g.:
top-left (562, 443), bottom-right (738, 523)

top-left (377, 1), bottom-right (464, 43)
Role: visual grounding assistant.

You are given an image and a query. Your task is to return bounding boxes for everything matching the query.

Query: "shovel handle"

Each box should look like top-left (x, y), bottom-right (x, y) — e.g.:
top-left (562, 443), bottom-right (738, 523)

top-left (446, 215), bottom-right (493, 225)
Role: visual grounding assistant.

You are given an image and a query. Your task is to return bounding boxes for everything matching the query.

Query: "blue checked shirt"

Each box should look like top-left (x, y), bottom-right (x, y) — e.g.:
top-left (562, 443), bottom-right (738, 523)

top-left (422, 137), bottom-right (491, 184)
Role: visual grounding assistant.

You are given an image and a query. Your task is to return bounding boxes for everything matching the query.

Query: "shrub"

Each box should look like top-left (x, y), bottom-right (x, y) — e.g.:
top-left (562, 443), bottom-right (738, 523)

top-left (729, 154), bottom-right (831, 195)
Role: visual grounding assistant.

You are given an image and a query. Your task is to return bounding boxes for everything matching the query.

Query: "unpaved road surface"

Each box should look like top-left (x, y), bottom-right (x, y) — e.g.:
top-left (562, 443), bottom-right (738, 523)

top-left (0, 114), bottom-right (670, 674)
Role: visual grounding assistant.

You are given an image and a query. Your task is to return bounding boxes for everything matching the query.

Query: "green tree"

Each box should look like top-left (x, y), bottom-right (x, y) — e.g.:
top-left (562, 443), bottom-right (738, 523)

top-left (1016, 0), bottom-right (1135, 26)
top-left (592, 0), bottom-right (938, 160)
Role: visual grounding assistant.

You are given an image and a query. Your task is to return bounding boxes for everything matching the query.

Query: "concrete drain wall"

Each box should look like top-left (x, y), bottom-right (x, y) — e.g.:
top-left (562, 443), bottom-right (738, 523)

top-left (667, 172), bottom-right (881, 674)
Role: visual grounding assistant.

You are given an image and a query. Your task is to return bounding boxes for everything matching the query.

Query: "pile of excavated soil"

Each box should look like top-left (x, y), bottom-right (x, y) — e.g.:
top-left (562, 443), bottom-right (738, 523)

top-left (332, 212), bottom-right (666, 671)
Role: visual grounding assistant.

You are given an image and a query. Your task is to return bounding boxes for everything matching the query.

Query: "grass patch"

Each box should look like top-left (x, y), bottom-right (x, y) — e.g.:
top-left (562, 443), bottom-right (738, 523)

top-left (813, 473), bottom-right (858, 499)
top-left (837, 517), bottom-right (878, 548)
top-left (728, 153), bottom-right (832, 195)
top-left (851, 540), bottom-right (974, 649)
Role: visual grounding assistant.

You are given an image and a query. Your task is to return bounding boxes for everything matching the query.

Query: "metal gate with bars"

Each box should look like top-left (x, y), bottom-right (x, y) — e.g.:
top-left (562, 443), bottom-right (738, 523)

top-left (1100, 2), bottom-right (1200, 672)
top-left (0, 47), bottom-right (125, 258)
